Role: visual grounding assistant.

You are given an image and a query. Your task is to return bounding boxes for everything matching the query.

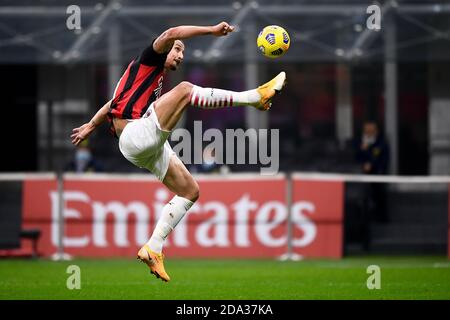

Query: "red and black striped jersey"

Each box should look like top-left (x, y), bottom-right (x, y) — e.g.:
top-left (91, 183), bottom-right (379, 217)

top-left (108, 40), bottom-right (167, 136)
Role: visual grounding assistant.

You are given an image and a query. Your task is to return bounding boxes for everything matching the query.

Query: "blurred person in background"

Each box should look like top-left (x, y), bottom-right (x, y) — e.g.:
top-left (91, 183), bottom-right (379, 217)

top-left (65, 140), bottom-right (104, 173)
top-left (70, 21), bottom-right (286, 282)
top-left (355, 121), bottom-right (390, 250)
top-left (356, 121), bottom-right (389, 175)
top-left (190, 144), bottom-right (230, 174)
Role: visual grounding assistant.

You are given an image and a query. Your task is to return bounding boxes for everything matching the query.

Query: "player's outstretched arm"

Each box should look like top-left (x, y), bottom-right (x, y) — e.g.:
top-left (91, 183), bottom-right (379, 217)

top-left (71, 100), bottom-right (112, 146)
top-left (153, 22), bottom-right (235, 53)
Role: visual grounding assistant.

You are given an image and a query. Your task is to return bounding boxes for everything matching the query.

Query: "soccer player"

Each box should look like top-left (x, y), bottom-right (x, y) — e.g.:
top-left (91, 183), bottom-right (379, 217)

top-left (71, 21), bottom-right (286, 282)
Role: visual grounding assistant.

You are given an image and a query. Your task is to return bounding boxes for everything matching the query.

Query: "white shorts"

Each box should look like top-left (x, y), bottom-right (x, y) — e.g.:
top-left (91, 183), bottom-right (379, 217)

top-left (118, 104), bottom-right (175, 181)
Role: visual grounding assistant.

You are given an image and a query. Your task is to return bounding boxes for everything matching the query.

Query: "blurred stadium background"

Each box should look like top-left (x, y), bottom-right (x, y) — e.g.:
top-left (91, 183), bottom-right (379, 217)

top-left (0, 0), bottom-right (449, 299)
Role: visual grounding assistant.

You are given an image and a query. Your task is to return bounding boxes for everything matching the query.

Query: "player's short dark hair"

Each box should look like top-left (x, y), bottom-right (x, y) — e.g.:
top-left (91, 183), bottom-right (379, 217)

top-left (174, 39), bottom-right (185, 47)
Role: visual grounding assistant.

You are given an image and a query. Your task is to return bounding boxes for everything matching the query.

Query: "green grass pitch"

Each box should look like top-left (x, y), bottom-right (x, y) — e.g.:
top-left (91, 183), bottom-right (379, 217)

top-left (0, 256), bottom-right (449, 299)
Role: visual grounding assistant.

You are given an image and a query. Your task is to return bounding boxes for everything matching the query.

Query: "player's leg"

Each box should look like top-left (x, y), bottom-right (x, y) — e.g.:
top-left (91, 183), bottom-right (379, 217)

top-left (137, 71), bottom-right (286, 281)
top-left (137, 155), bottom-right (198, 282)
top-left (147, 155), bottom-right (199, 254)
top-left (161, 155), bottom-right (200, 202)
top-left (154, 71), bottom-right (287, 131)
top-left (148, 155), bottom-right (198, 251)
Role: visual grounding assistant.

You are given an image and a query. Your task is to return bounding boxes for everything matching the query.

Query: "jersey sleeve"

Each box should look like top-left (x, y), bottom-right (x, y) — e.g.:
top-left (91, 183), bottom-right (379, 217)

top-left (138, 38), bottom-right (168, 67)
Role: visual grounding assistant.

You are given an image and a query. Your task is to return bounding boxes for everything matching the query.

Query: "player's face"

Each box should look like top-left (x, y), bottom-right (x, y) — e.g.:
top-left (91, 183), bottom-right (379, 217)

top-left (165, 40), bottom-right (185, 71)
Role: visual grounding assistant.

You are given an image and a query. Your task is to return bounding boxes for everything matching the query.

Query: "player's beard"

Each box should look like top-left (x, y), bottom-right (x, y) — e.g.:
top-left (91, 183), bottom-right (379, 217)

top-left (164, 59), bottom-right (177, 71)
top-left (170, 61), bottom-right (180, 71)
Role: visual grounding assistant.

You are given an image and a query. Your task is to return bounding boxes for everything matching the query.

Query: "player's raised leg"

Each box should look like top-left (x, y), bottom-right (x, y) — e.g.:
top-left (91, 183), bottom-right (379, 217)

top-left (137, 155), bottom-right (199, 282)
top-left (154, 71), bottom-right (287, 131)
top-left (138, 71), bottom-right (286, 282)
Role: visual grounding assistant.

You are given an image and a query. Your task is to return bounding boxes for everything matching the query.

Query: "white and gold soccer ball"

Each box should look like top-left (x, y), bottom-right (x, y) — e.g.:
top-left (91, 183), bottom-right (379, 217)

top-left (257, 25), bottom-right (290, 58)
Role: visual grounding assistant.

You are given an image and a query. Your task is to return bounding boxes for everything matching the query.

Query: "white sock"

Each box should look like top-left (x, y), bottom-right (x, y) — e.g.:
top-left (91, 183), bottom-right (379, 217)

top-left (147, 195), bottom-right (194, 253)
top-left (190, 85), bottom-right (261, 109)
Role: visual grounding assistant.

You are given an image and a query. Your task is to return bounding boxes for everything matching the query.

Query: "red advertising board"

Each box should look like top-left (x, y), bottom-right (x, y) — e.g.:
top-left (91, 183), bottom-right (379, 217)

top-left (22, 175), bottom-right (289, 258)
top-left (291, 179), bottom-right (344, 258)
top-left (21, 174), bottom-right (344, 258)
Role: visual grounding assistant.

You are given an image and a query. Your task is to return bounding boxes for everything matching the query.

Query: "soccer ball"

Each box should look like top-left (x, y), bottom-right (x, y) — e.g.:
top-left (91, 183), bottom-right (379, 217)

top-left (257, 25), bottom-right (290, 58)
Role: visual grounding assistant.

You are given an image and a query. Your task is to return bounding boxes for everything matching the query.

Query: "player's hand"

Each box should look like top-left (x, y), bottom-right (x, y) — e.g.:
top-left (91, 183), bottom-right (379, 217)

top-left (211, 22), bottom-right (235, 36)
top-left (71, 122), bottom-right (95, 146)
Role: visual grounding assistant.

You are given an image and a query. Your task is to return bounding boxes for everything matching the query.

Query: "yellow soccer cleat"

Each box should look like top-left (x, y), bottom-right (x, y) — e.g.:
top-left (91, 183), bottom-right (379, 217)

top-left (137, 245), bottom-right (171, 282)
top-left (255, 71), bottom-right (286, 111)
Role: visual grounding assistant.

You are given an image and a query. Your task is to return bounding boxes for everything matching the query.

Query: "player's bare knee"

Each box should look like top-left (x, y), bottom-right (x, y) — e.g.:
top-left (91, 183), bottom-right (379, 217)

top-left (184, 180), bottom-right (199, 202)
top-left (177, 81), bottom-right (193, 102)
top-left (191, 182), bottom-right (200, 202)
